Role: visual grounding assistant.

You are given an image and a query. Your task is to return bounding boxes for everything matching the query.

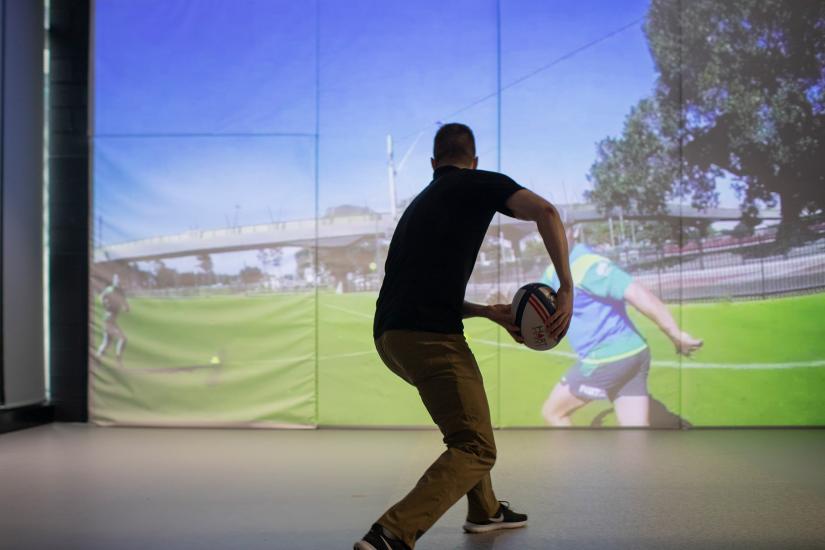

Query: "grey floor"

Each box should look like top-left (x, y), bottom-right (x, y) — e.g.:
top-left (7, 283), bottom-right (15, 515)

top-left (1, 425), bottom-right (824, 549)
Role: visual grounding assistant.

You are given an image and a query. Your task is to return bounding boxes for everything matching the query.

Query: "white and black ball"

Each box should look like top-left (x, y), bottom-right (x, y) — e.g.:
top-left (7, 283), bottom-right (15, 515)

top-left (511, 283), bottom-right (560, 351)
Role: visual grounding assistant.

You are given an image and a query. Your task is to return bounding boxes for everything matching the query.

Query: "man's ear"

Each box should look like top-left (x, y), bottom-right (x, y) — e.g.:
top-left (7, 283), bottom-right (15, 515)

top-left (431, 158), bottom-right (437, 170)
top-left (472, 157), bottom-right (479, 170)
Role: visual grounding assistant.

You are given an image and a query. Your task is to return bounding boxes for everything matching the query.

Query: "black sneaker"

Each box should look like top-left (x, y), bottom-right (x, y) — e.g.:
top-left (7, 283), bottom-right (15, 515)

top-left (354, 524), bottom-right (409, 550)
top-left (463, 500), bottom-right (528, 533)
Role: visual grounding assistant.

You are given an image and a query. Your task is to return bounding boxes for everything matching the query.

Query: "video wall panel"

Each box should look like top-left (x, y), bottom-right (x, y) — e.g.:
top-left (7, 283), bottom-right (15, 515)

top-left (496, 0), bottom-right (685, 427)
top-left (314, 0), bottom-right (500, 425)
top-left (91, 0), bottom-right (318, 426)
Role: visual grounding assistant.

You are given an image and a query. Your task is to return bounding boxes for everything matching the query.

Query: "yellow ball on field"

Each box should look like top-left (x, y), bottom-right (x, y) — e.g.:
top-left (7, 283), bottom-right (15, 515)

top-left (210, 355), bottom-right (221, 365)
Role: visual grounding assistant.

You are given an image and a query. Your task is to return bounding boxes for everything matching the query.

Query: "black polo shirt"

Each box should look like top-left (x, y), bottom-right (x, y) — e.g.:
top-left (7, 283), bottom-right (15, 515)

top-left (373, 166), bottom-right (523, 338)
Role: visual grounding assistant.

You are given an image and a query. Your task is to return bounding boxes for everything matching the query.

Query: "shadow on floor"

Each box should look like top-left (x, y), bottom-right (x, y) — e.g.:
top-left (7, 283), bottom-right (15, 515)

top-left (590, 396), bottom-right (691, 428)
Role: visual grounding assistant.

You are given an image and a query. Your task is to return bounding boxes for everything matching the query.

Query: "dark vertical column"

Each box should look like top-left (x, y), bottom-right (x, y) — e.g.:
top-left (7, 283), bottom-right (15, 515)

top-left (2, 0), bottom-right (45, 409)
top-left (47, 0), bottom-right (90, 422)
top-left (494, 0), bottom-right (502, 427)
top-left (676, 0), bottom-right (685, 428)
top-left (0, 0), bottom-right (6, 406)
top-left (313, 0), bottom-right (320, 426)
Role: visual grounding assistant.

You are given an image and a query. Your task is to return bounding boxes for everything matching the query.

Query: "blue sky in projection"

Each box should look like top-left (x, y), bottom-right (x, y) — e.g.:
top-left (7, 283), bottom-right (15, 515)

top-left (93, 0), bottom-right (656, 248)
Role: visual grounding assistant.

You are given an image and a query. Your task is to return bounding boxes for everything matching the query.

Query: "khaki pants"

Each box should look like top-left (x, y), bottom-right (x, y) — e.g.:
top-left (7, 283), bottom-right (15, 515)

top-left (374, 330), bottom-right (500, 549)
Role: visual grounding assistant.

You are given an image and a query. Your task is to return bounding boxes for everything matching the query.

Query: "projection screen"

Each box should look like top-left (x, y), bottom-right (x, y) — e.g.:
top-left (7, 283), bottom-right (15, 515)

top-left (90, 0), bottom-right (825, 427)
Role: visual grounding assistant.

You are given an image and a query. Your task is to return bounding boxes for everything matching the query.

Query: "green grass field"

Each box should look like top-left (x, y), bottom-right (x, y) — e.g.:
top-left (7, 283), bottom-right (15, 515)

top-left (91, 291), bottom-right (825, 427)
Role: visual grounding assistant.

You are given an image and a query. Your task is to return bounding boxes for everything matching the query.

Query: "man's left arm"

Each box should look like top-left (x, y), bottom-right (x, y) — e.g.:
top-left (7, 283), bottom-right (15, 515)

top-left (504, 189), bottom-right (573, 340)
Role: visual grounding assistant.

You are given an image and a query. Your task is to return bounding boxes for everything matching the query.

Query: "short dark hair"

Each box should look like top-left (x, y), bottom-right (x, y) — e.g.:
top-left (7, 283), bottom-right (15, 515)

top-left (432, 123), bottom-right (476, 164)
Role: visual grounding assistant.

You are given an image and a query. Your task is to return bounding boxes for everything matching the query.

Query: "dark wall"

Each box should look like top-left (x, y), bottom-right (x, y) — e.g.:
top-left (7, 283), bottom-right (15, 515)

top-left (1, 0), bottom-right (45, 408)
top-left (1, 0), bottom-right (5, 405)
top-left (48, 0), bottom-right (89, 422)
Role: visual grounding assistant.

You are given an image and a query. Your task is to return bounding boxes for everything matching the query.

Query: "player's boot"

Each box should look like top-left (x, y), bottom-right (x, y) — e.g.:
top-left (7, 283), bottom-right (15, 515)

top-left (463, 500), bottom-right (528, 533)
top-left (354, 524), bottom-right (409, 550)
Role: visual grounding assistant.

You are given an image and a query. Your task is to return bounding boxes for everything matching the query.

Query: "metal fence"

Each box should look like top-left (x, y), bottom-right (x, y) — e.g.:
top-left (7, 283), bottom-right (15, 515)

top-left (110, 223), bottom-right (825, 304)
top-left (510, 226), bottom-right (825, 303)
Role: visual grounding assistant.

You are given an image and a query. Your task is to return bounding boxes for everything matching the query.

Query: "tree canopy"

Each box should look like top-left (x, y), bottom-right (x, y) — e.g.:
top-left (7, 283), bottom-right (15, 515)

top-left (588, 0), bottom-right (825, 238)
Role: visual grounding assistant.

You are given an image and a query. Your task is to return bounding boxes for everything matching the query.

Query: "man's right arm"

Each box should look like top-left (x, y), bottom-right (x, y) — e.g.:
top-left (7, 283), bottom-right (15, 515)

top-left (505, 189), bottom-right (573, 338)
top-left (624, 281), bottom-right (703, 356)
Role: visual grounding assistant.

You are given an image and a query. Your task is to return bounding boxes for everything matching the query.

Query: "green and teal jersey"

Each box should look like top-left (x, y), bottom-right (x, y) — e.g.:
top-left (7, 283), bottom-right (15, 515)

top-left (540, 244), bottom-right (647, 372)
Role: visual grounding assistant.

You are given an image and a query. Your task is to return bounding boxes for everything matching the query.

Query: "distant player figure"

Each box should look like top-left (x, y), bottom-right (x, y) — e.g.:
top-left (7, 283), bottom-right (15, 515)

top-left (96, 274), bottom-right (130, 367)
top-left (355, 123), bottom-right (573, 550)
top-left (541, 225), bottom-right (703, 427)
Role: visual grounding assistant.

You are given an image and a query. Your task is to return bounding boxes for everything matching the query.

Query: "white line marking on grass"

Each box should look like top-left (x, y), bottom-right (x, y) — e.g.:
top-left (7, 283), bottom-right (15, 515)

top-left (653, 359), bottom-right (825, 370)
top-left (323, 303), bottom-right (374, 320)
top-left (471, 338), bottom-right (825, 370)
top-left (473, 338), bottom-right (577, 359)
top-left (320, 350), bottom-right (375, 360)
top-left (114, 350), bottom-right (378, 371)
top-left (213, 350), bottom-right (375, 366)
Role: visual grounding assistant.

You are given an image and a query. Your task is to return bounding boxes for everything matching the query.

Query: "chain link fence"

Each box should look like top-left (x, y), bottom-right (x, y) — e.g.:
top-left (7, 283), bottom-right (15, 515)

top-left (504, 224), bottom-right (825, 303)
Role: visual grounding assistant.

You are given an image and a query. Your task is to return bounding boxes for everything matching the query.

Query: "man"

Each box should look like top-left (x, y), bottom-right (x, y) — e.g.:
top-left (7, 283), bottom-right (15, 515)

top-left (540, 225), bottom-right (703, 427)
top-left (96, 273), bottom-right (130, 367)
top-left (355, 123), bottom-right (573, 550)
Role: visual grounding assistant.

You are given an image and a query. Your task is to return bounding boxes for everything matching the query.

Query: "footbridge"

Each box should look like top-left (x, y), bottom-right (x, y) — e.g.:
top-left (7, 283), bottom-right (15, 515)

top-left (94, 204), bottom-right (779, 263)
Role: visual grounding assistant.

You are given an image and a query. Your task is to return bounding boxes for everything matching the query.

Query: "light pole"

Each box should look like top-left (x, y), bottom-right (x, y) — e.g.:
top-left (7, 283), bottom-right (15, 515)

top-left (387, 134), bottom-right (398, 219)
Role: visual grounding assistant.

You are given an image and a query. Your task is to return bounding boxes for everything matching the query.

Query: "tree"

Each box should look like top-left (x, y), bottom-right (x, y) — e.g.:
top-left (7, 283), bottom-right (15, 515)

top-left (177, 271), bottom-right (197, 287)
top-left (647, 0), bottom-right (825, 237)
top-left (317, 238), bottom-right (386, 292)
top-left (152, 261), bottom-right (178, 288)
top-left (196, 253), bottom-right (214, 285)
top-left (257, 248), bottom-right (282, 271)
top-left (295, 248), bottom-right (314, 281)
top-left (239, 266), bottom-right (264, 285)
top-left (586, 98), bottom-right (715, 247)
top-left (587, 98), bottom-right (680, 218)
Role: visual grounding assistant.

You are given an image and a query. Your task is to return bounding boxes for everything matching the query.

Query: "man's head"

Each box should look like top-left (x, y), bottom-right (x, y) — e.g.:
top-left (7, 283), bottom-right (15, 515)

top-left (431, 123), bottom-right (478, 170)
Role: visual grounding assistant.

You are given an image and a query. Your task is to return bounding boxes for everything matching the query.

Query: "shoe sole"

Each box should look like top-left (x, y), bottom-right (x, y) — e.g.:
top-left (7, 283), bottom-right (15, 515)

top-left (463, 520), bottom-right (528, 533)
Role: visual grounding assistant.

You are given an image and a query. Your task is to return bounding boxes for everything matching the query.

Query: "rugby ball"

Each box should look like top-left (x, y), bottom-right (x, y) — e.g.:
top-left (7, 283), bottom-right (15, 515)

top-left (512, 283), bottom-right (559, 351)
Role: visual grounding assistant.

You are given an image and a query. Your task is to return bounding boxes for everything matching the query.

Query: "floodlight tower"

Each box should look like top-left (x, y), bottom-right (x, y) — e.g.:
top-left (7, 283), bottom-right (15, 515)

top-left (387, 134), bottom-right (398, 218)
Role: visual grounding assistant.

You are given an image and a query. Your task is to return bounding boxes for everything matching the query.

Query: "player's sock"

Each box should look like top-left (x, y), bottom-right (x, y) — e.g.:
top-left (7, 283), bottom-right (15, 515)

top-left (463, 501), bottom-right (528, 533)
top-left (116, 338), bottom-right (127, 356)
